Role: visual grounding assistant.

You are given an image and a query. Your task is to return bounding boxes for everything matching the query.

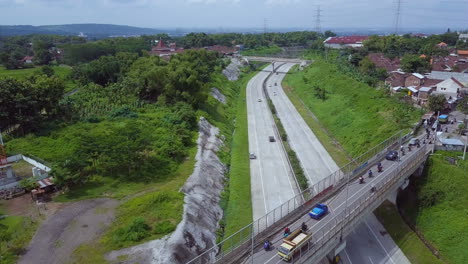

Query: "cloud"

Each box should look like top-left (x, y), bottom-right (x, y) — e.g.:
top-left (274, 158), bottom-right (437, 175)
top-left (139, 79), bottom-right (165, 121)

top-left (186, 0), bottom-right (240, 4)
top-left (264, 0), bottom-right (301, 6)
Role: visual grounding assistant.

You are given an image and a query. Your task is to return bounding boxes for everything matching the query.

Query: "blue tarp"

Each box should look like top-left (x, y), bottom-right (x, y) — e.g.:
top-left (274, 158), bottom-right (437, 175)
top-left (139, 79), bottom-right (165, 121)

top-left (439, 115), bottom-right (448, 119)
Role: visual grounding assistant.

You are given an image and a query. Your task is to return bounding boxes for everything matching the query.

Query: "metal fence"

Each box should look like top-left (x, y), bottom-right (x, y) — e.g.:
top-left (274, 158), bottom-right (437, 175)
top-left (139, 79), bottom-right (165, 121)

top-left (187, 130), bottom-right (412, 264)
top-left (282, 144), bottom-right (430, 264)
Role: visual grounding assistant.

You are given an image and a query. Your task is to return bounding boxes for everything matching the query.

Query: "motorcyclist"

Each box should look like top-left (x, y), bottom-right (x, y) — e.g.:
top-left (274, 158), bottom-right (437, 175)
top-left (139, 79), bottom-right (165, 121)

top-left (284, 227), bottom-right (291, 237)
top-left (359, 176), bottom-right (364, 184)
top-left (408, 145), bottom-right (412, 152)
top-left (301, 222), bottom-right (308, 232)
top-left (377, 162), bottom-right (383, 172)
top-left (368, 170), bottom-right (373, 177)
top-left (263, 240), bottom-right (271, 251)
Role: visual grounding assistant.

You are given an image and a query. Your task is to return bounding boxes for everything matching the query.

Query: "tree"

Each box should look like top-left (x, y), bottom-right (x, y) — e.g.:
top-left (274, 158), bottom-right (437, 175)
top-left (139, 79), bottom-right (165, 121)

top-left (324, 30), bottom-right (337, 38)
top-left (401, 54), bottom-right (430, 73)
top-left (457, 96), bottom-right (468, 114)
top-left (428, 94), bottom-right (447, 112)
top-left (359, 57), bottom-right (376, 75)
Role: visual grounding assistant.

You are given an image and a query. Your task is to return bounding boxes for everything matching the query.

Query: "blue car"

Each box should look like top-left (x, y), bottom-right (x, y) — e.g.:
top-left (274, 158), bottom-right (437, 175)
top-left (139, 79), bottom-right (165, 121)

top-left (309, 203), bottom-right (328, 219)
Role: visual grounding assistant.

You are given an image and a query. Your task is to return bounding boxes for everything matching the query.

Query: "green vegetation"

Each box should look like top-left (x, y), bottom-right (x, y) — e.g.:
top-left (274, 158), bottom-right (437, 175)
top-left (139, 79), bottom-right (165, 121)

top-left (283, 59), bottom-right (419, 157)
top-left (374, 201), bottom-right (444, 264)
top-left (241, 45), bottom-right (282, 56)
top-left (398, 152), bottom-right (468, 264)
top-left (0, 213), bottom-right (39, 264)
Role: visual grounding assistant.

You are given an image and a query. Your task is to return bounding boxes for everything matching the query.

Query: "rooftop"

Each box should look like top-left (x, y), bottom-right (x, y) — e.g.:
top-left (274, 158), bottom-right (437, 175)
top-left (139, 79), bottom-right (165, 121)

top-left (324, 36), bottom-right (368, 44)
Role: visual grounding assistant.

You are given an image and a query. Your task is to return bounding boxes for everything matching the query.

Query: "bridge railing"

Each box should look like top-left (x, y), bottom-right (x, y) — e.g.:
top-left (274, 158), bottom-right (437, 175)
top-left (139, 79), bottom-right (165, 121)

top-left (282, 145), bottom-right (430, 264)
top-left (187, 130), bottom-right (411, 264)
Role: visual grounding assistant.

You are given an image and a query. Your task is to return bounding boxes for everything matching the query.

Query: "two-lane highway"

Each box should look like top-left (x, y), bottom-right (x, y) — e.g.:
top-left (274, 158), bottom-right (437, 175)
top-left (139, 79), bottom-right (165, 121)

top-left (266, 63), bottom-right (340, 185)
top-left (247, 65), bottom-right (300, 225)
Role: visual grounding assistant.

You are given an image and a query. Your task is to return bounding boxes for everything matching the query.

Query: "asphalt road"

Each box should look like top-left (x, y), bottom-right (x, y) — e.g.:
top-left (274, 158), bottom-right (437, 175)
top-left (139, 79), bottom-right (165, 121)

top-left (249, 140), bottom-right (429, 264)
top-left (247, 64), bottom-right (300, 225)
top-left (267, 63), bottom-right (340, 185)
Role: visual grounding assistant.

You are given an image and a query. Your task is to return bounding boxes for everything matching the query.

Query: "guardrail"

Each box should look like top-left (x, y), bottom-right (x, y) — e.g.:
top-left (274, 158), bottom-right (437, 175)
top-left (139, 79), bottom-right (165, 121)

top-left (283, 144), bottom-right (430, 264)
top-left (187, 130), bottom-right (412, 264)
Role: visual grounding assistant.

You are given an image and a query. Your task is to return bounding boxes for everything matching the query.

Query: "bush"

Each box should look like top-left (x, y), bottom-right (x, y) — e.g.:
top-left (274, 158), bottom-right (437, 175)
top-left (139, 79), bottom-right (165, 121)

top-left (113, 217), bottom-right (151, 243)
top-left (153, 220), bottom-right (176, 234)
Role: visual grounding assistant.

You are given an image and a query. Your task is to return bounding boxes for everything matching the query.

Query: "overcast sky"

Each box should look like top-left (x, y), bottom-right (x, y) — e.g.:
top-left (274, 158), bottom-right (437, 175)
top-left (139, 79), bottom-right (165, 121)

top-left (0, 0), bottom-right (467, 30)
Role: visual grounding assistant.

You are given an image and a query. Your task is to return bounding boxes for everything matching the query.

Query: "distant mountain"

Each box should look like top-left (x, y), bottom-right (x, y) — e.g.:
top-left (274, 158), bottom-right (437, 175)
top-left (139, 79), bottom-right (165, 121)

top-left (0, 23), bottom-right (171, 38)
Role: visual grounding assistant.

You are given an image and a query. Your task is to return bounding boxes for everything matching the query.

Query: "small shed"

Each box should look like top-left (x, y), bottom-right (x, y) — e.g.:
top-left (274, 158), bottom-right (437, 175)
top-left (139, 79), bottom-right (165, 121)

top-left (438, 138), bottom-right (465, 151)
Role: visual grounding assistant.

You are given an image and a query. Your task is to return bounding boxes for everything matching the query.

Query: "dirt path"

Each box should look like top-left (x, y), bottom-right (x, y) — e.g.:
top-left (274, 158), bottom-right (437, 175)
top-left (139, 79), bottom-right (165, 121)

top-left (18, 198), bottom-right (119, 264)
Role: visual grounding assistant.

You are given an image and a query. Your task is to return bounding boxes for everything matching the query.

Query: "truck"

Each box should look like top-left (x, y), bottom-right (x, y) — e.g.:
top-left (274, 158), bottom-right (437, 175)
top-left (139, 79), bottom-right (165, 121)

top-left (277, 229), bottom-right (311, 261)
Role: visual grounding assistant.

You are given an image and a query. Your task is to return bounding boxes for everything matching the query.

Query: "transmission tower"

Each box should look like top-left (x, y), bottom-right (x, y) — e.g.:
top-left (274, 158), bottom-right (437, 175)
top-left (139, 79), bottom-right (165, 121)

top-left (394, 0), bottom-right (402, 35)
top-left (315, 6), bottom-right (322, 33)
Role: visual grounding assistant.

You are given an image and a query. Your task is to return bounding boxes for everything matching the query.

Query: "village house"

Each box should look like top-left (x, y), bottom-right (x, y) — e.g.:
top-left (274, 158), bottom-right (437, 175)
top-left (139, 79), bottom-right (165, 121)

top-left (21, 56), bottom-right (34, 64)
top-left (323, 36), bottom-right (368, 49)
top-left (436, 42), bottom-right (448, 49)
top-left (433, 77), bottom-right (465, 99)
top-left (405, 73), bottom-right (425, 87)
top-left (367, 53), bottom-right (401, 72)
top-left (458, 50), bottom-right (468, 59)
top-left (459, 33), bottom-right (468, 42)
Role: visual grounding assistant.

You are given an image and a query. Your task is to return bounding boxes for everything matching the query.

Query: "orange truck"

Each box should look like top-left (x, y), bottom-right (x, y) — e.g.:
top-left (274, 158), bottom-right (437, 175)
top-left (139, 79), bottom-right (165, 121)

top-left (277, 229), bottom-right (311, 261)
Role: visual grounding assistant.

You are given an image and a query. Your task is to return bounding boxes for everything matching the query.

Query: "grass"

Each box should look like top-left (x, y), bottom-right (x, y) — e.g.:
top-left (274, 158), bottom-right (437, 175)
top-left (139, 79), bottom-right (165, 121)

top-left (222, 70), bottom-right (258, 239)
top-left (283, 59), bottom-right (420, 158)
top-left (0, 65), bottom-right (77, 92)
top-left (374, 201), bottom-right (444, 264)
top-left (11, 160), bottom-right (34, 178)
top-left (398, 151), bottom-right (468, 264)
top-left (0, 215), bottom-right (39, 264)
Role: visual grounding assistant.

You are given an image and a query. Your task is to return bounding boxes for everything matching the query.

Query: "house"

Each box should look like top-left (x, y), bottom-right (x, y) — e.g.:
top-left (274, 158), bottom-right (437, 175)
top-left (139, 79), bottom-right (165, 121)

top-left (21, 56), bottom-right (33, 64)
top-left (458, 50), bottom-right (468, 58)
top-left (405, 73), bottom-right (425, 87)
top-left (205, 45), bottom-right (238, 56)
top-left (433, 77), bottom-right (465, 101)
top-left (431, 55), bottom-right (459, 71)
top-left (367, 53), bottom-right (401, 72)
top-left (459, 33), bottom-right (468, 42)
top-left (323, 36), bottom-right (368, 49)
top-left (385, 72), bottom-right (408, 91)
top-left (427, 71), bottom-right (468, 84)
top-left (412, 33), bottom-right (428, 38)
top-left (436, 42), bottom-right (448, 48)
top-left (150, 39), bottom-right (186, 58)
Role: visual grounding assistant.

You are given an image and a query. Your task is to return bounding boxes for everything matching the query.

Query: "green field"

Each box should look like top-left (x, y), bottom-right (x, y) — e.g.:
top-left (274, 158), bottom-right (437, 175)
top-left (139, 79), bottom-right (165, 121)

top-left (0, 213), bottom-right (39, 264)
top-left (283, 59), bottom-right (420, 158)
top-left (0, 65), bottom-right (76, 92)
top-left (374, 201), bottom-right (444, 264)
top-left (398, 151), bottom-right (468, 264)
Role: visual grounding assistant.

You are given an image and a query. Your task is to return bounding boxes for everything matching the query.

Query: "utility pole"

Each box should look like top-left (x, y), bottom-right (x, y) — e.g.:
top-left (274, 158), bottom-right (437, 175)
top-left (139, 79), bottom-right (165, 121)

top-left (315, 6), bottom-right (322, 33)
top-left (394, 0), bottom-right (402, 35)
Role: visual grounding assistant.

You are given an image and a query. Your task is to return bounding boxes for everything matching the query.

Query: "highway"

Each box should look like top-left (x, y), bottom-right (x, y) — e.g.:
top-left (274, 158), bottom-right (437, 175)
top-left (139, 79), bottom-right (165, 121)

top-left (247, 64), bottom-right (300, 225)
top-left (266, 63), bottom-right (340, 185)
top-left (248, 142), bottom-right (428, 264)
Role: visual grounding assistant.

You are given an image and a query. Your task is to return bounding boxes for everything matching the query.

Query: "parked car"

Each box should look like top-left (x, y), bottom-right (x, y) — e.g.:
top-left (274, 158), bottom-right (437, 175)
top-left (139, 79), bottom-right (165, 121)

top-left (409, 138), bottom-right (420, 146)
top-left (385, 150), bottom-right (398, 161)
top-left (269, 136), bottom-right (275, 142)
top-left (308, 203), bottom-right (328, 220)
top-left (249, 153), bottom-right (257, 159)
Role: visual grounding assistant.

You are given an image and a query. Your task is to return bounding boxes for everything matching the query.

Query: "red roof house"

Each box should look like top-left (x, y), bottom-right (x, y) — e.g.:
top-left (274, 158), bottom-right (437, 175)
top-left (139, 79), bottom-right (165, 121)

top-left (324, 36), bottom-right (369, 49)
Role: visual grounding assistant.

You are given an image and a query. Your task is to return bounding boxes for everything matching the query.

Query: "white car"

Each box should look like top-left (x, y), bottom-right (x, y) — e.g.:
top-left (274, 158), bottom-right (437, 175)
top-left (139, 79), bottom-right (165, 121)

top-left (249, 153), bottom-right (257, 159)
top-left (257, 98), bottom-right (262, 102)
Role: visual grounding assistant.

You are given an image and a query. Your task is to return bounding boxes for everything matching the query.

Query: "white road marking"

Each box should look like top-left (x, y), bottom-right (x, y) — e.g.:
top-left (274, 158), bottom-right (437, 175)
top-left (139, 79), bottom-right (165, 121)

top-left (368, 256), bottom-right (375, 264)
top-left (344, 249), bottom-right (353, 264)
top-left (365, 220), bottom-right (396, 264)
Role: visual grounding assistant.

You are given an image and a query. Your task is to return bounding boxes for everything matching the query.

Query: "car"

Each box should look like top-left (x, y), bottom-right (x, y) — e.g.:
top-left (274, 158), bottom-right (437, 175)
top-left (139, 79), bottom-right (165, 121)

top-left (409, 138), bottom-right (420, 146)
top-left (249, 153), bottom-right (257, 159)
top-left (269, 136), bottom-right (275, 142)
top-left (257, 98), bottom-right (262, 102)
top-left (385, 150), bottom-right (398, 161)
top-left (273, 92), bottom-right (277, 96)
top-left (309, 203), bottom-right (328, 219)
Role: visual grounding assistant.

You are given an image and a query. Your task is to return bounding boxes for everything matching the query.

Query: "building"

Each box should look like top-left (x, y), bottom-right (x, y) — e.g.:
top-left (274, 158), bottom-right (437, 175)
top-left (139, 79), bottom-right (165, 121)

top-left (436, 42), bottom-right (448, 49)
top-left (427, 71), bottom-right (468, 84)
top-left (405, 73), bottom-right (425, 87)
top-left (458, 50), bottom-right (468, 59)
top-left (385, 72), bottom-right (408, 91)
top-left (22, 56), bottom-right (33, 64)
top-left (433, 77), bottom-right (465, 102)
top-left (323, 36), bottom-right (368, 49)
top-left (367, 53), bottom-right (401, 72)
top-left (459, 33), bottom-right (468, 42)
top-left (150, 39), bottom-right (185, 58)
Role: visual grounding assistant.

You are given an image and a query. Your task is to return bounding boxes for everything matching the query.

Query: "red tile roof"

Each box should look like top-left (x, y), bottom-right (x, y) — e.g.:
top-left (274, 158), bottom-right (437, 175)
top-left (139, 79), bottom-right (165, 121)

top-left (22, 56), bottom-right (33, 61)
top-left (324, 36), bottom-right (368, 44)
top-left (385, 72), bottom-right (408, 87)
top-left (451, 77), bottom-right (465, 88)
top-left (367, 53), bottom-right (401, 72)
top-left (458, 50), bottom-right (468, 55)
top-left (423, 78), bottom-right (443, 87)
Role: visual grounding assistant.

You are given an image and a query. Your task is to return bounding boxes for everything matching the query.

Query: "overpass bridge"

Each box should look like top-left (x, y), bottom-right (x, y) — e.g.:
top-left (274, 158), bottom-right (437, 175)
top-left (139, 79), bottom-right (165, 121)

top-left (188, 132), bottom-right (433, 264)
top-left (243, 56), bottom-right (311, 74)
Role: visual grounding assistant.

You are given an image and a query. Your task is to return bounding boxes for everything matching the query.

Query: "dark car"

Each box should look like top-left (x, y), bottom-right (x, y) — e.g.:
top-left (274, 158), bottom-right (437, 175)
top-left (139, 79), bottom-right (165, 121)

top-left (269, 136), bottom-right (275, 142)
top-left (409, 138), bottom-right (420, 146)
top-left (385, 150), bottom-right (398, 161)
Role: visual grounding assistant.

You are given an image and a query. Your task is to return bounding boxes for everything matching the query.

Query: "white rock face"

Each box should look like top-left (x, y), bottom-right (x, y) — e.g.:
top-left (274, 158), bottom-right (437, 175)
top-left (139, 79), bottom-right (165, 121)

top-left (106, 117), bottom-right (226, 264)
top-left (222, 58), bottom-right (243, 81)
top-left (210, 87), bottom-right (227, 104)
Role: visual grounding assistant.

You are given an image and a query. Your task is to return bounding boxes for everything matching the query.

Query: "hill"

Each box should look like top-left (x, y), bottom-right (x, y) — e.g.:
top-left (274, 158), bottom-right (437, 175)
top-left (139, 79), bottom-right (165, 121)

top-left (0, 23), bottom-right (169, 38)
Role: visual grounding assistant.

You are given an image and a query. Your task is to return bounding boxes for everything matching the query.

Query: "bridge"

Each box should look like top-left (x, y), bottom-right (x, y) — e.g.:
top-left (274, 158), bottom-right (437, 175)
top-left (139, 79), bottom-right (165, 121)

top-left (188, 132), bottom-right (433, 264)
top-left (243, 56), bottom-right (311, 65)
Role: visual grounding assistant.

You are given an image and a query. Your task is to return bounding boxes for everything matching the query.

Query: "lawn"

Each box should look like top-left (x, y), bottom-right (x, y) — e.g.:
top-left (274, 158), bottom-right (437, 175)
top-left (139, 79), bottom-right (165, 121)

top-left (283, 59), bottom-right (420, 158)
top-left (221, 70), bottom-right (258, 239)
top-left (398, 151), bottom-right (468, 264)
top-left (0, 65), bottom-right (76, 92)
top-left (0, 215), bottom-right (39, 264)
top-left (374, 201), bottom-right (444, 264)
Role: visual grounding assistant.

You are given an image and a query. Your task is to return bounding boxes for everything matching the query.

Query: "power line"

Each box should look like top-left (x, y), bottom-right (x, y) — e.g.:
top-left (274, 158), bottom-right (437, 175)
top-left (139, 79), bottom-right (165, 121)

top-left (394, 0), bottom-right (402, 34)
top-left (315, 6), bottom-right (322, 33)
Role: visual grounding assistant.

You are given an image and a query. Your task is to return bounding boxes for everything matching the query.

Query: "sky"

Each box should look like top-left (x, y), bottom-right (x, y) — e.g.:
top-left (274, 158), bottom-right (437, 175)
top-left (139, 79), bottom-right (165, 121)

top-left (0, 0), bottom-right (467, 30)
